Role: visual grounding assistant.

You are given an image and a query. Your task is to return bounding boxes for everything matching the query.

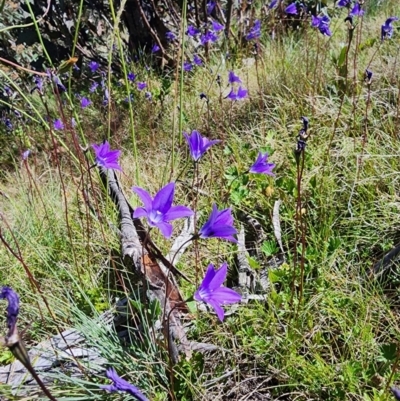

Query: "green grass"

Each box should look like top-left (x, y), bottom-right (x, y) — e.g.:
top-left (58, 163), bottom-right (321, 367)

top-left (2, 1), bottom-right (400, 400)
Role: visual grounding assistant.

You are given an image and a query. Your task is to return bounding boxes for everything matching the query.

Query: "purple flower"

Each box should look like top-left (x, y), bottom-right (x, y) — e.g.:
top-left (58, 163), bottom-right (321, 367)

top-left (236, 86), bottom-right (248, 100)
top-left (101, 368), bottom-right (149, 401)
top-left (89, 82), bottom-right (99, 93)
top-left (391, 387), bottom-right (400, 400)
top-left (249, 152), bottom-right (275, 176)
top-left (226, 86), bottom-right (248, 101)
top-left (71, 118), bottom-right (77, 127)
top-left (22, 150), bottom-right (31, 160)
top-left (137, 82), bottom-right (147, 90)
top-left (127, 72), bottom-right (136, 82)
top-left (381, 17), bottom-right (399, 41)
top-left (53, 119), bottom-right (64, 130)
top-left (365, 69), bottom-right (373, 82)
top-left (194, 263), bottom-right (241, 321)
top-left (51, 75), bottom-right (66, 92)
top-left (207, 1), bottom-right (216, 15)
top-left (285, 3), bottom-right (297, 15)
top-left (212, 20), bottom-right (224, 32)
top-left (184, 61), bottom-right (193, 72)
top-left (4, 118), bottom-right (12, 131)
top-left (312, 15), bottom-right (332, 36)
top-left (187, 25), bottom-right (200, 36)
top-left (91, 141), bottom-right (122, 171)
top-left (193, 54), bottom-right (203, 66)
top-left (199, 204), bottom-right (237, 243)
top-left (184, 130), bottom-right (220, 162)
top-left (269, 0), bottom-right (279, 9)
top-left (350, 2), bottom-right (364, 17)
top-left (145, 91), bottom-right (152, 101)
top-left (0, 287), bottom-right (19, 334)
top-left (132, 183), bottom-right (193, 238)
top-left (228, 71), bottom-right (242, 84)
top-left (34, 77), bottom-right (44, 93)
top-left (200, 31), bottom-right (219, 45)
top-left (151, 44), bottom-right (160, 53)
top-left (246, 20), bottom-right (261, 40)
top-left (166, 31), bottom-right (176, 41)
top-left (337, 0), bottom-right (351, 6)
top-left (89, 61), bottom-right (100, 73)
top-left (80, 97), bottom-right (91, 109)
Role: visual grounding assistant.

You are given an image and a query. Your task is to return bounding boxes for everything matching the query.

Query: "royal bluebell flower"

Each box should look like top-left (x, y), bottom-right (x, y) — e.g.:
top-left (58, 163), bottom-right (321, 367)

top-left (4, 118), bottom-right (12, 131)
top-left (193, 54), bottom-right (203, 66)
top-left (200, 93), bottom-right (208, 100)
top-left (269, 0), bottom-right (279, 9)
top-left (145, 91), bottom-right (152, 101)
top-left (365, 69), bottom-right (373, 83)
top-left (236, 86), bottom-right (248, 100)
top-left (51, 75), bottom-right (66, 92)
top-left (89, 82), bottom-right (98, 93)
top-left (80, 97), bottom-right (91, 109)
top-left (199, 204), bottom-right (237, 242)
top-left (187, 25), bottom-right (200, 36)
top-left (132, 182), bottom-right (193, 238)
top-left (92, 141), bottom-right (122, 171)
top-left (337, 0), bottom-right (351, 6)
top-left (207, 1), bottom-right (216, 14)
top-left (381, 17), bottom-right (399, 41)
top-left (392, 387), bottom-right (400, 400)
top-left (166, 31), bottom-right (176, 41)
top-left (184, 61), bottom-right (193, 72)
top-left (101, 368), bottom-right (149, 401)
top-left (34, 77), bottom-right (44, 93)
top-left (311, 15), bottom-right (332, 36)
top-left (285, 3), bottom-right (297, 15)
top-left (0, 287), bottom-right (19, 334)
top-left (89, 61), bottom-right (100, 73)
top-left (53, 119), bottom-right (64, 130)
top-left (184, 130), bottom-right (220, 162)
top-left (137, 82), bottom-right (147, 90)
top-left (228, 71), bottom-right (242, 84)
top-left (127, 72), bottom-right (136, 82)
top-left (350, 2), bottom-right (364, 17)
top-left (22, 150), bottom-right (31, 160)
top-left (4, 86), bottom-right (13, 97)
top-left (212, 20), bottom-right (224, 32)
top-left (151, 44), bottom-right (160, 53)
top-left (249, 152), bottom-right (275, 176)
top-left (194, 263), bottom-right (241, 321)
top-left (200, 31), bottom-right (219, 45)
top-left (246, 20), bottom-right (261, 40)
top-left (227, 86), bottom-right (248, 101)
top-left (226, 88), bottom-right (237, 101)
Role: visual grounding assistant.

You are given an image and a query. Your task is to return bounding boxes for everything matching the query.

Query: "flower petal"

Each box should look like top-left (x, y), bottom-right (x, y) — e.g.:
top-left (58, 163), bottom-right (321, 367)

top-left (132, 187), bottom-right (153, 211)
top-left (156, 221), bottom-right (173, 238)
top-left (210, 225), bottom-right (238, 242)
top-left (208, 262), bottom-right (228, 290)
top-left (133, 207), bottom-right (148, 219)
top-left (206, 298), bottom-right (225, 321)
top-left (215, 208), bottom-right (234, 226)
top-left (164, 205), bottom-right (194, 221)
top-left (199, 264), bottom-right (217, 292)
top-left (153, 182), bottom-right (175, 214)
top-left (210, 287), bottom-right (242, 304)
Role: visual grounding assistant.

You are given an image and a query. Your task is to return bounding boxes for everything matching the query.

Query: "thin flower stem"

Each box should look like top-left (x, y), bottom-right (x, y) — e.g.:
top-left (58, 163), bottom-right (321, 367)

top-left (357, 80), bottom-right (372, 180)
